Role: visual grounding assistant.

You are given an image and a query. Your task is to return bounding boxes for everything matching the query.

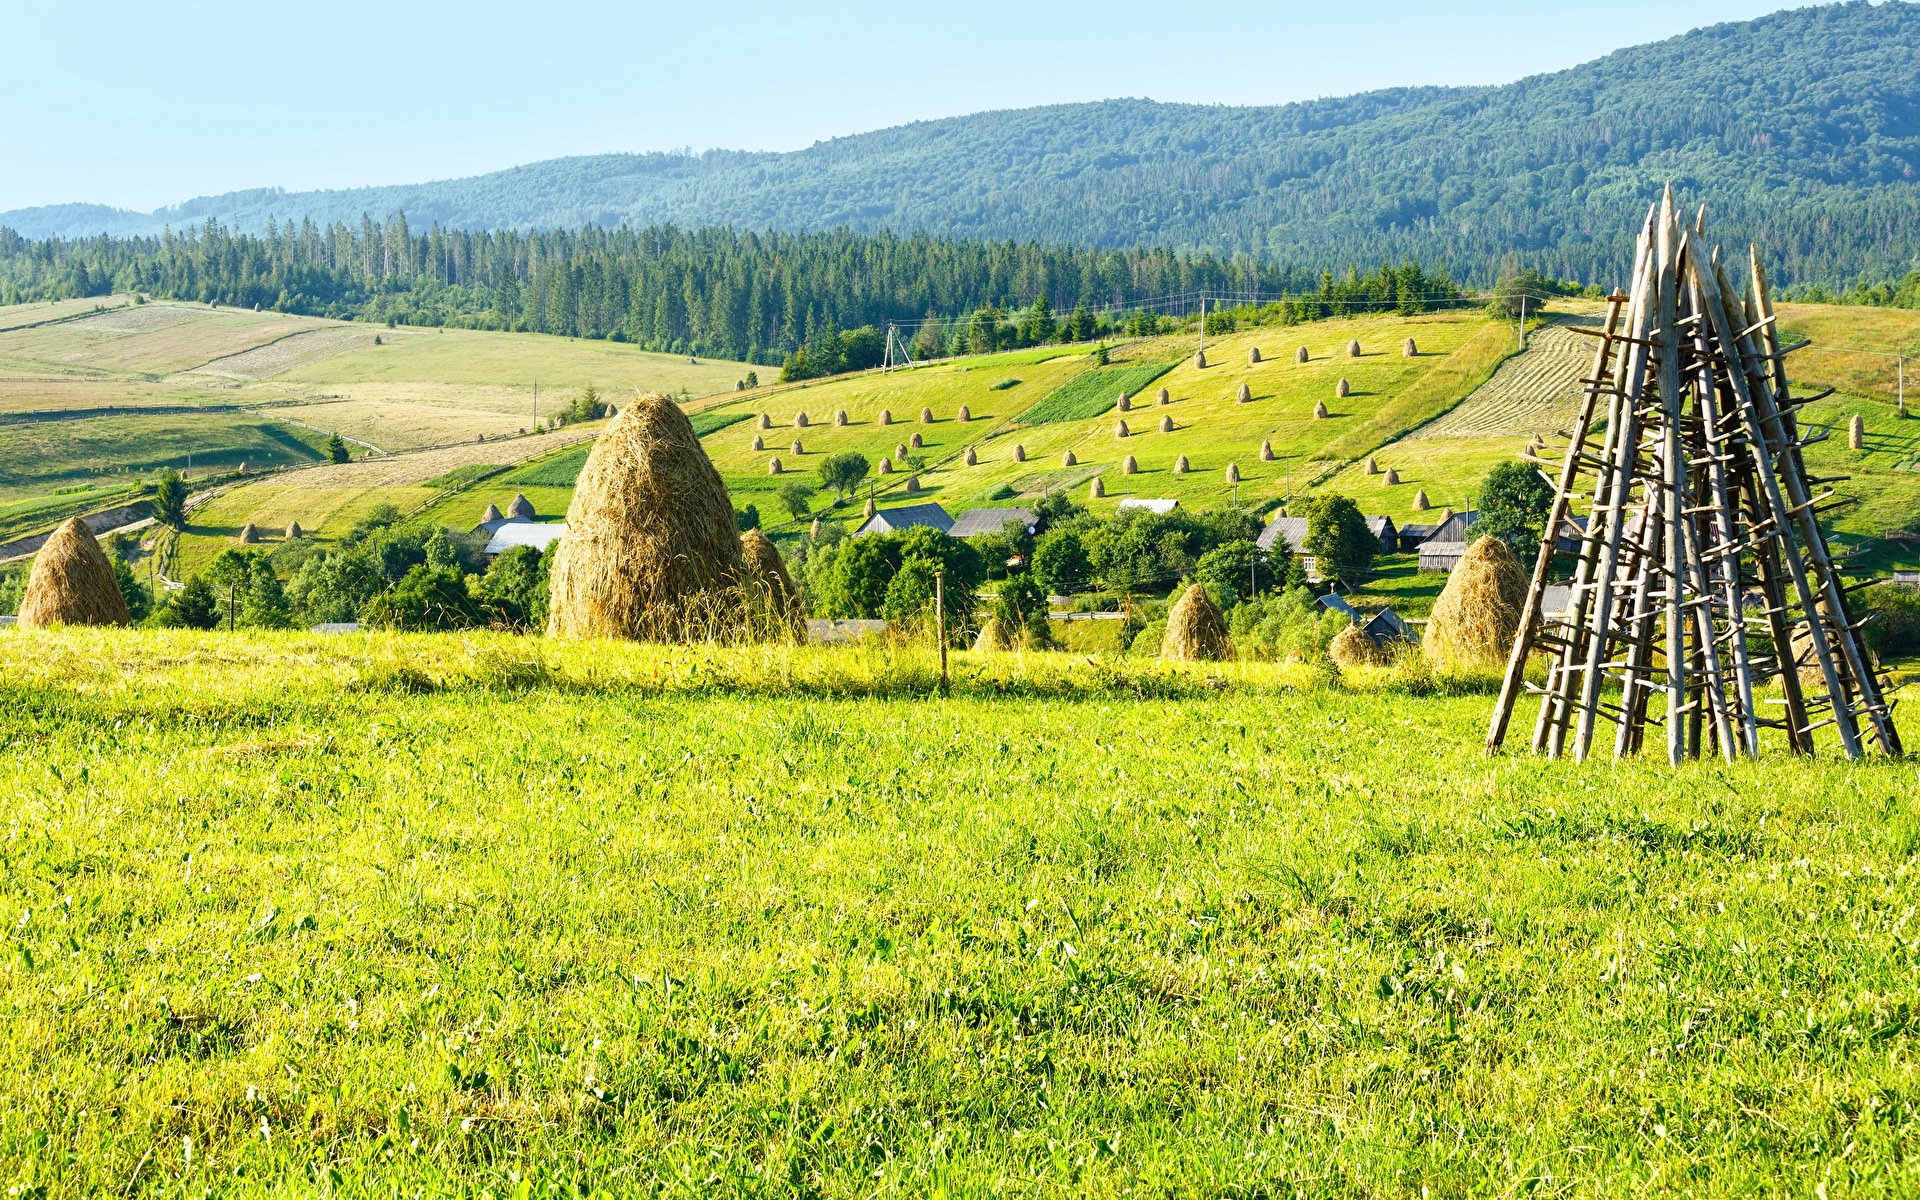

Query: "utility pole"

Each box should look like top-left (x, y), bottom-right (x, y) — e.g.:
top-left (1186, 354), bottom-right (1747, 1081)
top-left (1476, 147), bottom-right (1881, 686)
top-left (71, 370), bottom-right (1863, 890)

top-left (1518, 293), bottom-right (1527, 352)
top-left (1198, 296), bottom-right (1206, 361)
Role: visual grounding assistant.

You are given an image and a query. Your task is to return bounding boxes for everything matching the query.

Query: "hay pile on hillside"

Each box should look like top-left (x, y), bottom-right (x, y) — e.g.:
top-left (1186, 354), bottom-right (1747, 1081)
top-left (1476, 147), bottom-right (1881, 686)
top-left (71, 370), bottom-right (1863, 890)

top-left (1329, 623), bottom-right (1387, 668)
top-left (1117, 393), bottom-right (1130, 412)
top-left (1159, 414), bottom-right (1173, 433)
top-left (1364, 456), bottom-right (1379, 475)
top-left (546, 391), bottom-right (746, 642)
top-left (1404, 338), bottom-right (1418, 356)
top-left (1122, 454), bottom-right (1138, 474)
top-left (238, 522), bottom-right (258, 544)
top-left (286, 520), bottom-right (303, 539)
top-left (810, 518), bottom-right (822, 539)
top-left (1062, 450), bottom-right (1077, 466)
top-left (1235, 382), bottom-right (1251, 403)
top-left (1090, 477), bottom-right (1106, 498)
top-left (1383, 468), bottom-right (1400, 486)
top-left (740, 527), bottom-right (803, 638)
top-left (794, 411), bottom-right (809, 428)
top-left (509, 494), bottom-right (535, 519)
top-left (1225, 462), bottom-right (1240, 484)
top-left (906, 475), bottom-right (922, 494)
top-left (964, 446), bottom-right (977, 466)
top-left (1412, 490), bottom-right (1430, 511)
top-left (1248, 347), bottom-right (1262, 364)
top-left (910, 432), bottom-right (923, 448)
top-left (768, 457), bottom-right (783, 475)
top-left (1193, 350), bottom-right (1207, 368)
top-left (751, 433), bottom-right (765, 451)
top-left (879, 409), bottom-right (893, 425)
top-left (958, 405), bottom-right (971, 422)
top-left (1156, 387), bottom-right (1170, 404)
top-left (973, 617), bottom-right (1010, 652)
top-left (1174, 454), bottom-right (1190, 474)
top-left (835, 410), bottom-right (848, 426)
top-left (1335, 378), bottom-right (1349, 398)
top-left (920, 407), bottom-right (934, 424)
top-left (1294, 346), bottom-right (1309, 363)
top-left (17, 518), bottom-right (130, 630)
top-left (1260, 441), bottom-right (1274, 462)
top-left (481, 502), bottom-right (503, 524)
top-left (1850, 413), bottom-right (1865, 449)
top-left (1161, 583), bottom-right (1229, 661)
top-left (1347, 339), bottom-right (1361, 357)
top-left (1314, 399), bottom-right (1330, 418)
top-left (1424, 535), bottom-right (1526, 668)
top-left (863, 497), bottom-right (877, 519)
top-left (1013, 444), bottom-right (1026, 462)
top-left (791, 439), bottom-right (804, 455)
top-left (1115, 419), bottom-right (1130, 438)
top-left (757, 413), bottom-right (772, 430)
top-left (878, 459), bottom-right (893, 475)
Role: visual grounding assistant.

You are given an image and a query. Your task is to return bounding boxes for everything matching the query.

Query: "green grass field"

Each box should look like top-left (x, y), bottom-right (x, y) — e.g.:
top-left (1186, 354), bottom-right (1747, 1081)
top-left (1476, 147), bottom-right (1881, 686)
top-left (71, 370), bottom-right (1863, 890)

top-left (2, 627), bottom-right (1919, 1196)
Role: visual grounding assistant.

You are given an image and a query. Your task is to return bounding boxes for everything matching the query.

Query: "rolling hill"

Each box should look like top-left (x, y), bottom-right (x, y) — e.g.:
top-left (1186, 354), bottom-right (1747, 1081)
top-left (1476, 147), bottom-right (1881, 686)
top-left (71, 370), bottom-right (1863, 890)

top-left (10, 3), bottom-right (1920, 284)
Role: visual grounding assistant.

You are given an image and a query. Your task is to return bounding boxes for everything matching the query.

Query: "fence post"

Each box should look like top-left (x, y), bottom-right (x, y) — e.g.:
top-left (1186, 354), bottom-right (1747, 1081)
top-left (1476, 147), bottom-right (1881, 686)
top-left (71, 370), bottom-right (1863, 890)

top-left (934, 570), bottom-right (948, 693)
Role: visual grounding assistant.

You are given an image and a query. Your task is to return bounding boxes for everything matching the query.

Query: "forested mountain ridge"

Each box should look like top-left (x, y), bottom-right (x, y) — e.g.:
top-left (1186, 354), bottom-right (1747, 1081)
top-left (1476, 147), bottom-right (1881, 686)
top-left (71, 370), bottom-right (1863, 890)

top-left (9, 2), bottom-right (1920, 285)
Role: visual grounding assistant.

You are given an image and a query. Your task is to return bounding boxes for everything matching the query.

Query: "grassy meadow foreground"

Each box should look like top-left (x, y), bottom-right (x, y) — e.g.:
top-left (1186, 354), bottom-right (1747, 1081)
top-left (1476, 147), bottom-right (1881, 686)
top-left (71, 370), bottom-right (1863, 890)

top-left (3, 629), bottom-right (1919, 1196)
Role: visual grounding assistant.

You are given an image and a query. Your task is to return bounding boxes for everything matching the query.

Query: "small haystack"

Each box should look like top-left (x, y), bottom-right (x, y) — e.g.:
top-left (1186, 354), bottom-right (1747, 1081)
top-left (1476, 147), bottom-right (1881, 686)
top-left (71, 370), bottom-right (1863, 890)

top-left (958, 405), bottom-right (971, 422)
top-left (1248, 347), bottom-right (1262, 364)
top-left (1174, 454), bottom-right (1190, 474)
top-left (794, 411), bottom-right (809, 428)
top-left (1118, 392), bottom-right (1131, 412)
top-left (1346, 339), bottom-right (1361, 357)
top-left (1013, 444), bottom-right (1027, 462)
top-left (1383, 468), bottom-right (1400, 486)
top-left (864, 497), bottom-right (877, 519)
top-left (1159, 414), bottom-right (1173, 433)
top-left (1236, 382), bottom-right (1252, 403)
top-left (879, 408), bottom-right (893, 426)
top-left (791, 439), bottom-right (804, 455)
top-left (1335, 378), bottom-right (1350, 399)
top-left (751, 433), bottom-right (766, 451)
top-left (1062, 449), bottom-right (1077, 466)
top-left (1260, 441), bottom-right (1274, 462)
top-left (1122, 454), bottom-right (1138, 474)
top-left (1424, 535), bottom-right (1526, 668)
top-left (973, 617), bottom-right (1010, 653)
top-left (757, 412), bottom-right (772, 430)
top-left (238, 522), bottom-right (259, 544)
top-left (285, 520), bottom-right (303, 539)
top-left (508, 494), bottom-right (535, 519)
top-left (964, 446), bottom-right (978, 466)
top-left (1115, 419), bottom-right (1130, 438)
top-left (1314, 399), bottom-right (1330, 418)
top-left (810, 518), bottom-right (823, 540)
top-left (1437, 507), bottom-right (1455, 523)
top-left (17, 517), bottom-right (131, 630)
top-left (546, 392), bottom-right (746, 642)
top-left (896, 442), bottom-right (910, 461)
top-left (1090, 477), bottom-right (1106, 499)
top-left (910, 432), bottom-right (923, 449)
top-left (1225, 462), bottom-right (1240, 484)
top-left (1329, 623), bottom-right (1386, 669)
top-left (1156, 387), bottom-right (1171, 405)
top-left (481, 501), bottom-right (504, 525)
top-left (1193, 350), bottom-right (1207, 369)
top-left (1161, 583), bottom-right (1229, 661)
top-left (237, 462), bottom-right (248, 475)
top-left (835, 410), bottom-right (849, 426)
top-left (1850, 413), bottom-right (1865, 450)
top-left (878, 459), bottom-right (893, 475)
top-left (740, 527), bottom-right (802, 631)
top-left (1294, 346), bottom-right (1309, 363)
top-left (1412, 490), bottom-right (1431, 511)
top-left (768, 457), bottom-right (783, 475)
top-left (920, 407), bottom-right (934, 424)
top-left (1364, 456), bottom-right (1379, 475)
top-left (906, 475), bottom-right (922, 494)
top-left (1403, 337), bottom-right (1417, 357)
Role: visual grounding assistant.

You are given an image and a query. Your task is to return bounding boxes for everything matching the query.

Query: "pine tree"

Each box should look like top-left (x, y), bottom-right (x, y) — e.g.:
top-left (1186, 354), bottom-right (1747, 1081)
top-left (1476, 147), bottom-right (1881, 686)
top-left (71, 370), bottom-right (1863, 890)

top-left (242, 562), bottom-right (293, 629)
top-left (326, 433), bottom-right (350, 464)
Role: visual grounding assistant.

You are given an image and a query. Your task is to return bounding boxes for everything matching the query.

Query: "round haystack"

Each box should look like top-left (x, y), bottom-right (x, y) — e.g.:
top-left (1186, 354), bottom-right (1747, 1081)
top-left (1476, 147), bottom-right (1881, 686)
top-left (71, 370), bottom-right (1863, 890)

top-left (1062, 449), bottom-right (1077, 467)
top-left (740, 527), bottom-right (802, 630)
top-left (17, 517), bottom-right (130, 630)
top-left (238, 522), bottom-right (259, 544)
top-left (768, 457), bottom-right (783, 475)
top-left (1438, 507), bottom-right (1455, 523)
top-left (1364, 456), bottom-right (1379, 475)
top-left (237, 462), bottom-right (248, 475)
top-left (810, 518), bottom-right (823, 540)
top-left (910, 432), bottom-right (923, 449)
top-left (1122, 454), bottom-right (1138, 474)
top-left (879, 408), bottom-right (893, 426)
top-left (835, 410), bottom-right (849, 427)
top-left (757, 412), bottom-right (772, 430)
top-left (1335, 378), bottom-right (1350, 399)
top-left (1090, 477), bottom-right (1106, 499)
top-left (964, 446), bottom-right (978, 466)
top-left (1116, 419), bottom-right (1130, 438)
top-left (1159, 414), bottom-right (1174, 433)
top-left (1330, 624), bottom-right (1386, 669)
top-left (546, 392), bottom-right (747, 642)
top-left (285, 520), bottom-right (303, 539)
top-left (1347, 339), bottom-right (1361, 357)
top-left (878, 459), bottom-right (893, 475)
top-left (795, 411), bottom-right (809, 429)
top-left (1236, 382), bottom-right (1252, 403)
top-left (894, 442), bottom-right (909, 461)
top-left (906, 475), bottom-right (922, 494)
top-left (1118, 392), bottom-right (1131, 412)
top-left (920, 407), bottom-right (934, 424)
top-left (864, 497), bottom-right (877, 519)
top-left (973, 617), bottom-right (1010, 653)
top-left (1248, 347), bottom-right (1262, 364)
top-left (1161, 583), bottom-right (1230, 661)
top-left (1174, 454), bottom-right (1190, 474)
top-left (1412, 490), bottom-right (1431, 511)
top-left (481, 501), bottom-right (504, 525)
top-left (1260, 441), bottom-right (1275, 462)
top-left (1383, 468), bottom-right (1400, 486)
top-left (1225, 462), bottom-right (1240, 484)
top-left (1156, 387), bottom-right (1171, 405)
top-left (1295, 346), bottom-right (1309, 363)
top-left (791, 439), bottom-right (804, 455)
top-left (1314, 399), bottom-right (1331, 419)
top-left (1850, 413), bottom-right (1865, 450)
top-left (1403, 337), bottom-right (1418, 357)
top-left (751, 433), bottom-right (765, 451)
top-left (1194, 350), bottom-right (1207, 369)
top-left (958, 405), bottom-right (971, 422)
top-left (1014, 444), bottom-right (1027, 462)
top-left (1424, 535), bottom-right (1527, 669)
top-left (508, 494), bottom-right (535, 519)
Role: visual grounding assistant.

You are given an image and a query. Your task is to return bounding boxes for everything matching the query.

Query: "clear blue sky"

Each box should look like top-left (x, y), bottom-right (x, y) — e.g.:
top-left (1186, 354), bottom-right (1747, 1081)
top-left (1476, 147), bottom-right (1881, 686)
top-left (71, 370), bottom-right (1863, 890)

top-left (1, 0), bottom-right (1799, 213)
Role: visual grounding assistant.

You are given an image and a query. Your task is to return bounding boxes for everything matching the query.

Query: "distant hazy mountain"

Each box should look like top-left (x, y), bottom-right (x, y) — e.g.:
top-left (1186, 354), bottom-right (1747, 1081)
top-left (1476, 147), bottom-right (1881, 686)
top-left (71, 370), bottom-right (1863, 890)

top-left (10, 2), bottom-right (1920, 283)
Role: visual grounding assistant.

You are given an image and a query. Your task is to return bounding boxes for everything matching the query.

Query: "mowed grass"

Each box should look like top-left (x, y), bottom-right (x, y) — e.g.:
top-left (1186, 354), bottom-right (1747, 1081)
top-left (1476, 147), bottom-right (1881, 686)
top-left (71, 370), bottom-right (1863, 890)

top-left (0, 412), bottom-right (331, 504)
top-left (2, 628), bottom-right (1919, 1195)
top-left (274, 326), bottom-right (752, 397)
top-left (170, 486), bottom-right (440, 579)
top-left (0, 302), bottom-right (331, 379)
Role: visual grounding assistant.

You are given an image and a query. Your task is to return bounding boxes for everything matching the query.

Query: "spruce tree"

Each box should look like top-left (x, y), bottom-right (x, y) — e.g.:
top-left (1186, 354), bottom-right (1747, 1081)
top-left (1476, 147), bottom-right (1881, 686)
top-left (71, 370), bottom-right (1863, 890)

top-left (326, 433), bottom-right (350, 464)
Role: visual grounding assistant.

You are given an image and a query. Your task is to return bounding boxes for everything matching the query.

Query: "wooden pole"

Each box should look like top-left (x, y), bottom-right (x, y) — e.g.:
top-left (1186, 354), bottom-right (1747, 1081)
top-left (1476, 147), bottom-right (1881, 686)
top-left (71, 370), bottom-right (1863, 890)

top-left (227, 583), bottom-right (236, 632)
top-left (934, 570), bottom-right (948, 692)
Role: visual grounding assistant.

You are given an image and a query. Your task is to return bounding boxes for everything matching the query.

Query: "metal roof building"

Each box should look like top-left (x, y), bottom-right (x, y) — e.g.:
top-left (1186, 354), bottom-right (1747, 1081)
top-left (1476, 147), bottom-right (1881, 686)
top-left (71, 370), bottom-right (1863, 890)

top-left (948, 507), bottom-right (1035, 538)
top-left (484, 522), bottom-right (567, 558)
top-left (853, 503), bottom-right (954, 538)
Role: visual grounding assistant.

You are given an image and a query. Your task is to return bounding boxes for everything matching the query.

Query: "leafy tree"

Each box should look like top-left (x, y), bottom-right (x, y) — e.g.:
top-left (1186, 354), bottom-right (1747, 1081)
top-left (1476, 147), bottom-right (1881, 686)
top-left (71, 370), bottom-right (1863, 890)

top-left (778, 481), bottom-right (816, 522)
top-left (1030, 527), bottom-right (1091, 596)
top-left (1303, 494), bottom-right (1376, 591)
top-left (993, 572), bottom-right (1055, 647)
top-left (1862, 583), bottom-right (1920, 661)
top-left (361, 565), bottom-right (494, 631)
top-left (423, 527), bottom-right (460, 569)
top-left (326, 433), bottom-right (351, 464)
top-left (152, 469), bottom-right (187, 529)
top-left (343, 504), bottom-right (404, 547)
top-left (1488, 269), bottom-right (1552, 321)
top-left (242, 561), bottom-right (293, 629)
top-left (108, 554), bottom-right (151, 623)
top-left (483, 544), bottom-right (550, 629)
top-left (1194, 539), bottom-right (1269, 605)
top-left (157, 574), bottom-right (219, 630)
top-left (817, 452), bottom-right (870, 502)
top-left (1476, 459), bottom-right (1556, 550)
top-left (735, 504), bottom-right (760, 532)
top-left (882, 556), bottom-right (940, 628)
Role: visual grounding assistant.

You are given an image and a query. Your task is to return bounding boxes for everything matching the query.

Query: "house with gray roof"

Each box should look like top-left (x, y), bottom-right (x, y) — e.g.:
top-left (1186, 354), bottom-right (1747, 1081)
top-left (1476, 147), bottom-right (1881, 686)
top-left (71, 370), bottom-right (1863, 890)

top-left (852, 503), bottom-right (954, 538)
top-left (948, 507), bottom-right (1035, 538)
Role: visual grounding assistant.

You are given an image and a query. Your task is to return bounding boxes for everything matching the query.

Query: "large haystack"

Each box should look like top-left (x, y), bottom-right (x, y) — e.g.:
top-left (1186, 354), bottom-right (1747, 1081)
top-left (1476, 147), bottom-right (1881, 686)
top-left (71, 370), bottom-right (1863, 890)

top-left (878, 459), bottom-right (892, 475)
top-left (1013, 444), bottom-right (1026, 462)
top-left (1161, 583), bottom-right (1229, 661)
top-left (1424, 535), bottom-right (1526, 668)
top-left (757, 412), bottom-right (772, 430)
top-left (1248, 347), bottom-right (1262, 364)
top-left (1346, 339), bottom-right (1362, 357)
top-left (1314, 399), bottom-right (1330, 418)
top-left (1115, 419), bottom-right (1130, 438)
top-left (791, 438), bottom-right (804, 455)
top-left (508, 494), bottom-right (535, 519)
top-left (878, 408), bottom-right (893, 426)
top-left (964, 446), bottom-right (978, 466)
top-left (1335, 378), bottom-right (1349, 399)
top-left (835, 410), bottom-right (848, 426)
top-left (794, 410), bottom-right (809, 428)
top-left (906, 475), bottom-right (922, 494)
top-left (1159, 414), bottom-right (1174, 433)
top-left (1412, 490), bottom-right (1431, 511)
top-left (973, 617), bottom-right (1010, 653)
top-left (1174, 454), bottom-right (1190, 474)
top-left (1156, 387), bottom-right (1170, 405)
top-left (17, 518), bottom-right (130, 630)
top-left (1383, 468), bottom-right (1400, 486)
top-left (910, 432), bottom-right (923, 448)
top-left (1225, 462), bottom-right (1240, 484)
top-left (810, 518), bottom-right (823, 540)
top-left (1236, 382), bottom-right (1251, 403)
top-left (1260, 440), bottom-right (1274, 462)
top-left (1294, 346), bottom-right (1309, 363)
top-left (1193, 350), bottom-right (1207, 369)
top-left (768, 457), bottom-right (783, 475)
top-left (740, 527), bottom-right (803, 637)
top-left (1062, 450), bottom-right (1077, 467)
top-left (958, 405), bottom-right (971, 422)
top-left (1403, 337), bottom-right (1418, 357)
top-left (864, 497), bottom-right (877, 519)
top-left (285, 520), bottom-right (303, 539)
top-left (546, 392), bottom-right (747, 642)
top-left (237, 522), bottom-right (259, 544)
top-left (1117, 392), bottom-right (1131, 412)
top-left (751, 433), bottom-right (765, 451)
top-left (1090, 477), bottom-right (1106, 499)
top-left (1364, 456), bottom-right (1379, 475)
top-left (1330, 623), bottom-right (1386, 668)
top-left (1122, 454), bottom-right (1138, 474)
top-left (920, 407), bottom-right (935, 424)
top-left (481, 502), bottom-right (503, 524)
top-left (1850, 413), bottom-right (1865, 450)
